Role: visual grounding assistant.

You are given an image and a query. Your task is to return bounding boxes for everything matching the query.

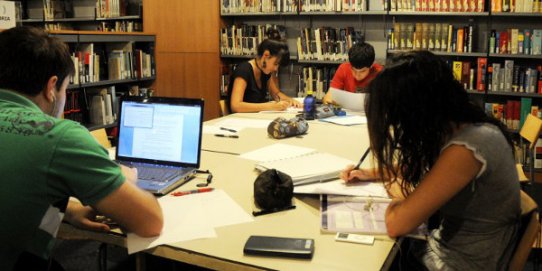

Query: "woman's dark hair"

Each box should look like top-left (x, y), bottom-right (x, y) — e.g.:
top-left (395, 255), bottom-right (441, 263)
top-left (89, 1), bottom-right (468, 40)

top-left (365, 50), bottom-right (513, 196)
top-left (0, 26), bottom-right (75, 96)
top-left (257, 38), bottom-right (290, 66)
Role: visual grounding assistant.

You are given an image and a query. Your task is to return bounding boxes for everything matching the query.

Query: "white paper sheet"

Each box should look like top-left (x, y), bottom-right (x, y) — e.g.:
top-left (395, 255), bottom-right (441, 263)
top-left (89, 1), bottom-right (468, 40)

top-left (127, 189), bottom-right (253, 254)
top-left (330, 88), bottom-right (365, 112)
top-left (294, 179), bottom-right (389, 198)
top-left (214, 118), bottom-right (270, 130)
top-left (319, 115), bottom-right (367, 126)
top-left (259, 107), bottom-right (302, 114)
top-left (240, 143), bottom-right (316, 162)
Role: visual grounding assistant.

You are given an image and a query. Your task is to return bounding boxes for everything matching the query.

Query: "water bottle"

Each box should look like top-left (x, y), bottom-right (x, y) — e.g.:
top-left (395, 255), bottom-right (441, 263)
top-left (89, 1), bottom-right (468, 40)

top-left (303, 90), bottom-right (316, 120)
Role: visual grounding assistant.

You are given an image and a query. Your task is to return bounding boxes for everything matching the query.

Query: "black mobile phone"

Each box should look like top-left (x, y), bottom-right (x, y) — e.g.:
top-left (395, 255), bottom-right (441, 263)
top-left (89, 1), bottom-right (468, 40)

top-left (243, 235), bottom-right (314, 259)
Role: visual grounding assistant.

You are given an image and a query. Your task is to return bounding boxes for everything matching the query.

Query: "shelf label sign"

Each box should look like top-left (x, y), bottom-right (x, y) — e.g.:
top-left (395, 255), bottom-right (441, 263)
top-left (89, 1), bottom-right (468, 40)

top-left (0, 1), bottom-right (15, 29)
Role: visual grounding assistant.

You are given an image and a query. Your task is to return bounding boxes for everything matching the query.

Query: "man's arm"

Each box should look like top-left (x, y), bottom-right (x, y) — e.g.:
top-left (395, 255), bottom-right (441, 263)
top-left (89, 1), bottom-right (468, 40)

top-left (91, 165), bottom-right (162, 237)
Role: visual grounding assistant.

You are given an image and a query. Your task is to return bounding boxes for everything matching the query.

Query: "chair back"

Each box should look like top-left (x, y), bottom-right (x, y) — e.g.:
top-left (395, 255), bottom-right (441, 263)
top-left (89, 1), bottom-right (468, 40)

top-left (219, 100), bottom-right (229, 116)
top-left (520, 114), bottom-right (542, 149)
top-left (90, 128), bottom-right (112, 148)
top-left (508, 190), bottom-right (540, 271)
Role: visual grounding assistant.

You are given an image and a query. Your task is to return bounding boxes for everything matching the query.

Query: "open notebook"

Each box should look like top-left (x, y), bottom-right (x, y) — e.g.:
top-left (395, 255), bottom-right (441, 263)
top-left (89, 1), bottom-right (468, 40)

top-left (255, 152), bottom-right (354, 186)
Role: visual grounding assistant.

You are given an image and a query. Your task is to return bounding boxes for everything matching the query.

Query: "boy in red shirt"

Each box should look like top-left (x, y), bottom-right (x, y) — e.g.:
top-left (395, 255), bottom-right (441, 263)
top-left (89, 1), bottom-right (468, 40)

top-left (322, 42), bottom-right (383, 104)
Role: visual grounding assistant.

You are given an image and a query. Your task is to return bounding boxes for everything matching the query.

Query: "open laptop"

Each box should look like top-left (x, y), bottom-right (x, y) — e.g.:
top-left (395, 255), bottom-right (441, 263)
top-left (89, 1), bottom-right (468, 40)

top-left (115, 96), bottom-right (204, 195)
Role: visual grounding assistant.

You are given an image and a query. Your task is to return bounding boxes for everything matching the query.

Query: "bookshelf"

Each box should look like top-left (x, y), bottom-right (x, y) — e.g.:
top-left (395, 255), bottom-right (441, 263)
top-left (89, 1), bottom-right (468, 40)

top-left (51, 31), bottom-right (156, 130)
top-left (219, 0), bottom-right (389, 100)
top-left (219, 1), bottom-right (542, 169)
top-left (219, 1), bottom-right (542, 118)
top-left (17, 0), bottom-right (144, 32)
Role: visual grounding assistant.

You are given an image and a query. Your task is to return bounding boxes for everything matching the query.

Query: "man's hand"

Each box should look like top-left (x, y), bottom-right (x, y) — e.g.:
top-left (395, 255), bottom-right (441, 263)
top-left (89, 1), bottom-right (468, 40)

top-left (64, 200), bottom-right (110, 232)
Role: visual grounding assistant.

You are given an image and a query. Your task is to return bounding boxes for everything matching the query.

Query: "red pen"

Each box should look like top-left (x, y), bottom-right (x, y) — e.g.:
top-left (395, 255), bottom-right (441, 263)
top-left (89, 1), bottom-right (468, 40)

top-left (171, 187), bottom-right (214, 197)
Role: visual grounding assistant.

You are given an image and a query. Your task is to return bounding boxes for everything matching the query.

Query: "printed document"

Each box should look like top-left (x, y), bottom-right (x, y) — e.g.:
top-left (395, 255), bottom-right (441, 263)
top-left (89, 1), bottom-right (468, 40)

top-left (127, 189), bottom-right (253, 254)
top-left (330, 88), bottom-right (365, 112)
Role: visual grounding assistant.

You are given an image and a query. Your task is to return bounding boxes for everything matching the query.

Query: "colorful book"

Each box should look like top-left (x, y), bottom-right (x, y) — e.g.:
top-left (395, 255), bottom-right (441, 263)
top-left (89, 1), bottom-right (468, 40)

top-left (477, 57), bottom-right (487, 92)
top-left (453, 61), bottom-right (463, 82)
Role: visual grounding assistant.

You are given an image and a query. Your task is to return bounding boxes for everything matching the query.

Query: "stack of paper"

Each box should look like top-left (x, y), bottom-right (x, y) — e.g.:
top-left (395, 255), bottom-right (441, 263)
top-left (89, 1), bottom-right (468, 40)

top-left (255, 152), bottom-right (354, 186)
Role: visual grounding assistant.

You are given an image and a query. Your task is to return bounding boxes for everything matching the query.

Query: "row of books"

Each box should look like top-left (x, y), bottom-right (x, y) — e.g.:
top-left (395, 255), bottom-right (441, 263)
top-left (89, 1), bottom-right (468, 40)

top-left (63, 90), bottom-right (83, 123)
top-left (88, 87), bottom-right (118, 125)
top-left (70, 44), bottom-right (100, 84)
top-left (220, 24), bottom-right (287, 56)
top-left (297, 27), bottom-right (364, 61)
top-left (108, 49), bottom-right (153, 80)
top-left (43, 0), bottom-right (74, 20)
top-left (490, 0), bottom-right (542, 12)
top-left (486, 61), bottom-right (542, 93)
top-left (97, 21), bottom-right (142, 32)
top-left (298, 0), bottom-right (387, 12)
top-left (389, 0), bottom-right (485, 11)
top-left (44, 20), bottom-right (142, 32)
top-left (489, 29), bottom-right (542, 55)
top-left (485, 98), bottom-right (536, 130)
top-left (451, 58), bottom-right (542, 93)
top-left (69, 43), bottom-right (155, 85)
top-left (451, 60), bottom-right (478, 90)
top-left (96, 0), bottom-right (131, 18)
top-left (298, 66), bottom-right (337, 99)
top-left (388, 22), bottom-right (475, 53)
top-left (221, 0), bottom-right (299, 13)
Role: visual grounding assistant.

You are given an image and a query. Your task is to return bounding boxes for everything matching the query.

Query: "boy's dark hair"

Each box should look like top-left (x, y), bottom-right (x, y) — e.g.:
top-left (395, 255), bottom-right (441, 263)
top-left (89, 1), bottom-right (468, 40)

top-left (257, 38), bottom-right (290, 66)
top-left (348, 42), bottom-right (375, 69)
top-left (0, 26), bottom-right (74, 96)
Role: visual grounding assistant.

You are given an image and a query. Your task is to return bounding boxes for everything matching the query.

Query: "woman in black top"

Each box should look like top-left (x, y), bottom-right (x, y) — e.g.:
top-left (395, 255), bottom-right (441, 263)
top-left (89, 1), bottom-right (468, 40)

top-left (227, 38), bottom-right (301, 113)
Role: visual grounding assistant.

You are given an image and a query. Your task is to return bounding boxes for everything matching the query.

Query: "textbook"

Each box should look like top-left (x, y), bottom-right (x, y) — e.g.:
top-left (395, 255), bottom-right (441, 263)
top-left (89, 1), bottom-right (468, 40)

top-left (255, 152), bottom-right (354, 186)
top-left (321, 195), bottom-right (390, 234)
top-left (321, 195), bottom-right (428, 237)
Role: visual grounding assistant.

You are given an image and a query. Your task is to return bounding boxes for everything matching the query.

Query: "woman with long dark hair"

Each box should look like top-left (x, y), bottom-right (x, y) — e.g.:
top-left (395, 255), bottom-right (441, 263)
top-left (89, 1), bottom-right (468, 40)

top-left (227, 30), bottom-right (300, 113)
top-left (341, 51), bottom-right (520, 270)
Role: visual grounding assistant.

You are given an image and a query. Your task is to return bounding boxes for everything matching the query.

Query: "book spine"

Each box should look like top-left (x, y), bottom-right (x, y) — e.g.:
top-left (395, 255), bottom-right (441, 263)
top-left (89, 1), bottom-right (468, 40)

top-left (477, 57), bottom-right (487, 92)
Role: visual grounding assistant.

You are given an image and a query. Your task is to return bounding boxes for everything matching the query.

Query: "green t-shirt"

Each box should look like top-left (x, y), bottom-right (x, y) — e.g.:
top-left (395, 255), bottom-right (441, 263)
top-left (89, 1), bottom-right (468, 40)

top-left (0, 89), bottom-right (124, 270)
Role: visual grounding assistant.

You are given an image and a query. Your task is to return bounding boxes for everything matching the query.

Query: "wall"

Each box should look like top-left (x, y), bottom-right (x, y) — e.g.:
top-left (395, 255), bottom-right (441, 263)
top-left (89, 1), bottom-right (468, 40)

top-left (143, 0), bottom-right (221, 120)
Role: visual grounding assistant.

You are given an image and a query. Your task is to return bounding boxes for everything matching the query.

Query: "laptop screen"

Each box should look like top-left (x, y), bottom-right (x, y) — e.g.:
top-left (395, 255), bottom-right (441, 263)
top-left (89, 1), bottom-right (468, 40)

top-left (116, 96), bottom-right (204, 167)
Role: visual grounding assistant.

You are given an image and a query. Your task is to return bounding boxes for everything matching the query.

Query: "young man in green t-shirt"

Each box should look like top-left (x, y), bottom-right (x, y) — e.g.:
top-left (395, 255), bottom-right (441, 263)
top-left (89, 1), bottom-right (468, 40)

top-left (0, 27), bottom-right (163, 271)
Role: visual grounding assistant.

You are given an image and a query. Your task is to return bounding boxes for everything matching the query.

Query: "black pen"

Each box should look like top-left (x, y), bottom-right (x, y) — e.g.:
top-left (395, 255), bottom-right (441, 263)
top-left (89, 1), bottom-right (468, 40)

top-left (220, 127), bottom-right (237, 133)
top-left (252, 205), bottom-right (296, 217)
top-left (354, 147), bottom-right (371, 169)
top-left (215, 134), bottom-right (239, 138)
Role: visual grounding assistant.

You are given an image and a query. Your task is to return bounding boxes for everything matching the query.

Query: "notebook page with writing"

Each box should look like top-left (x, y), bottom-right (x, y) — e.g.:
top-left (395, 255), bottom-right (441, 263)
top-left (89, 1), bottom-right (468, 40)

top-left (256, 152), bottom-right (354, 186)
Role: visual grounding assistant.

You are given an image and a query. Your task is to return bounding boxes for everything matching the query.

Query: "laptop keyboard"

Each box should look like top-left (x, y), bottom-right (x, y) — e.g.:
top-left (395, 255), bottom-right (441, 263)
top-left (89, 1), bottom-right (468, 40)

top-left (137, 166), bottom-right (184, 182)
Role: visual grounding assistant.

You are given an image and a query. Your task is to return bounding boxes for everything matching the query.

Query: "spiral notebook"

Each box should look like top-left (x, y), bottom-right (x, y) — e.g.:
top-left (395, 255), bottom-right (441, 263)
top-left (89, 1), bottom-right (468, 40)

top-left (255, 152), bottom-right (354, 186)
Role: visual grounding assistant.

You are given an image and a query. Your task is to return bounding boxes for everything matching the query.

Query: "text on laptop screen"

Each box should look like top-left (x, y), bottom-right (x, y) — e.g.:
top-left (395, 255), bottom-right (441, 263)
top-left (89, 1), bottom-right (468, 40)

top-left (117, 101), bottom-right (202, 164)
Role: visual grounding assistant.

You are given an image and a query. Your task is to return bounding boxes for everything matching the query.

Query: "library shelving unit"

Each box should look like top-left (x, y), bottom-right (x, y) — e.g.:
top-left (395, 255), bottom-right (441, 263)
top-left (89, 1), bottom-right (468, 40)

top-left (483, 10), bottom-right (542, 140)
top-left (49, 30), bottom-right (156, 131)
top-left (14, 0), bottom-right (154, 131)
top-left (219, 1), bottom-right (389, 99)
top-left (20, 0), bottom-right (143, 32)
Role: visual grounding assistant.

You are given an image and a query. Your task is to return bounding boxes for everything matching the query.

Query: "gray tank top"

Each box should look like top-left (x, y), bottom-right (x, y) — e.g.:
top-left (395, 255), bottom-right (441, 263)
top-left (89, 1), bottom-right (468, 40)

top-left (424, 123), bottom-right (521, 270)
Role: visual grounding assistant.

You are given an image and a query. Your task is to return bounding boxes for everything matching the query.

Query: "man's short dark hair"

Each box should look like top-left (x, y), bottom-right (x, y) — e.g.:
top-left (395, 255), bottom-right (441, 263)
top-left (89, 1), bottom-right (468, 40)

top-left (0, 26), bottom-right (74, 96)
top-left (348, 42), bottom-right (375, 69)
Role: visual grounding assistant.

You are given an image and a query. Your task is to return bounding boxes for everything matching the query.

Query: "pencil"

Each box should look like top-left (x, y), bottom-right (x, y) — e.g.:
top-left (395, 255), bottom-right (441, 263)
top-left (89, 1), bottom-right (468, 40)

top-left (354, 147), bottom-right (371, 170)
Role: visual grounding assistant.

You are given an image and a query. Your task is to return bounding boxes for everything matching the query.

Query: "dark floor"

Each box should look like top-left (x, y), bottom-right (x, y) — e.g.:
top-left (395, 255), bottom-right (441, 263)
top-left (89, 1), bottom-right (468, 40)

top-left (53, 239), bottom-right (213, 271)
top-left (53, 239), bottom-right (542, 271)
